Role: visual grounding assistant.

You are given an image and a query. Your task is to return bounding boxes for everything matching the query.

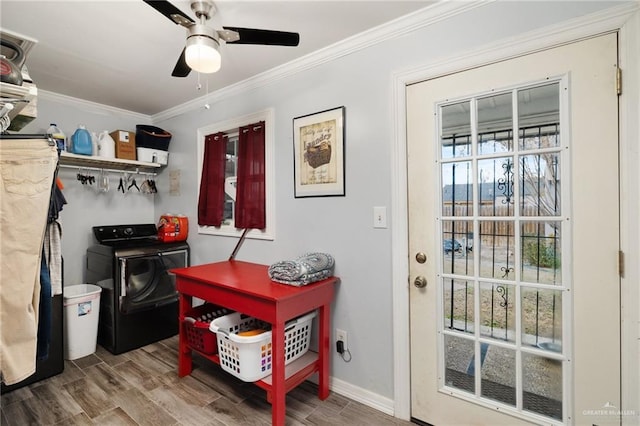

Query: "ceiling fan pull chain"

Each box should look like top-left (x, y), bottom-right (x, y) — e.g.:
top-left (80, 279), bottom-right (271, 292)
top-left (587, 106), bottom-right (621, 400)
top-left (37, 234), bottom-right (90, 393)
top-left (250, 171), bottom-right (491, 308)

top-left (204, 77), bottom-right (210, 109)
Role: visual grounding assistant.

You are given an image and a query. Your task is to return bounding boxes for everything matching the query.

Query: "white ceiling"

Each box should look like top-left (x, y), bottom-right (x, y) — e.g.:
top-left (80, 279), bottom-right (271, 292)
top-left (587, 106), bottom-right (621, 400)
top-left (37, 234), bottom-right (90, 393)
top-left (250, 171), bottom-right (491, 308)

top-left (1, 0), bottom-right (434, 116)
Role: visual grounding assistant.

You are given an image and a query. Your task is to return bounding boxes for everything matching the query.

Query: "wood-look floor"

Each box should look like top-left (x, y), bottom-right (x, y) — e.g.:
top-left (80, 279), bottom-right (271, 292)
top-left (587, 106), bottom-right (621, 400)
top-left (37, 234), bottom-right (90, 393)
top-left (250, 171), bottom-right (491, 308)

top-left (1, 336), bottom-right (412, 425)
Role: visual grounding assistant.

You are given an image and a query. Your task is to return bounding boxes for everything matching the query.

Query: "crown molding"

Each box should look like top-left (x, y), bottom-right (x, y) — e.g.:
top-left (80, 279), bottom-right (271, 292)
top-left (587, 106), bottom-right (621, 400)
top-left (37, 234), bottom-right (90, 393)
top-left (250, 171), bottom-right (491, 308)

top-left (39, 90), bottom-right (150, 121)
top-left (151, 0), bottom-right (488, 122)
top-left (39, 1), bottom-right (638, 126)
top-left (394, 1), bottom-right (640, 86)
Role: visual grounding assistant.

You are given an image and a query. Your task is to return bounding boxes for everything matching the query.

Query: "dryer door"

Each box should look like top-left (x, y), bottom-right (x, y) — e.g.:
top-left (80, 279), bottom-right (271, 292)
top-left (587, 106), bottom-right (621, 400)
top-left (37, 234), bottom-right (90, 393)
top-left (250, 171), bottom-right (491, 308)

top-left (118, 249), bottom-right (188, 314)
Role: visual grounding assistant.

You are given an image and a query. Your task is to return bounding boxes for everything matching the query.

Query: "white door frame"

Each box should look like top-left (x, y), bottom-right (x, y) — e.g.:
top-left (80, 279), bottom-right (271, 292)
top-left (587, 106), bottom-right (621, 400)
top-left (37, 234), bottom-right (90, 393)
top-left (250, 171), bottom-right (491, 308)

top-left (390, 4), bottom-right (640, 421)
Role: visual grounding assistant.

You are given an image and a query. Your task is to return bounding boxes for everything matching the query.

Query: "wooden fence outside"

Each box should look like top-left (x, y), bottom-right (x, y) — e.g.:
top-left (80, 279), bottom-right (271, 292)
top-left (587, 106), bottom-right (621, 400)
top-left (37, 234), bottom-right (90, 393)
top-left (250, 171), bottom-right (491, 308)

top-left (442, 204), bottom-right (558, 243)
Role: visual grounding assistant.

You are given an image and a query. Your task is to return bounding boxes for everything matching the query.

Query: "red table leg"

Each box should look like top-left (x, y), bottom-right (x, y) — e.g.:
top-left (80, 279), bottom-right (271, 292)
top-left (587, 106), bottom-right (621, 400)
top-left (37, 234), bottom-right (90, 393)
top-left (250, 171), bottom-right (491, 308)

top-left (178, 294), bottom-right (193, 377)
top-left (271, 319), bottom-right (286, 425)
top-left (318, 303), bottom-right (331, 400)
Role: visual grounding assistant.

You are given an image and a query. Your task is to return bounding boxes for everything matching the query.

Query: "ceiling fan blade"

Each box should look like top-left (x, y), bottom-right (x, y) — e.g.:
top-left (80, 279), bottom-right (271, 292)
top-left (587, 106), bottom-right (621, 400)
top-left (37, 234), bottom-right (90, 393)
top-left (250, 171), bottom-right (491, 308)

top-left (171, 48), bottom-right (191, 77)
top-left (222, 27), bottom-right (300, 46)
top-left (143, 0), bottom-right (195, 26)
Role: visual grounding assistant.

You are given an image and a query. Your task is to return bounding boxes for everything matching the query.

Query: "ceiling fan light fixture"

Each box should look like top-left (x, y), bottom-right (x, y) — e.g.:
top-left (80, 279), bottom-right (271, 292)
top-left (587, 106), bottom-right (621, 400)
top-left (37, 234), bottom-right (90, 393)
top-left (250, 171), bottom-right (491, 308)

top-left (185, 30), bottom-right (221, 73)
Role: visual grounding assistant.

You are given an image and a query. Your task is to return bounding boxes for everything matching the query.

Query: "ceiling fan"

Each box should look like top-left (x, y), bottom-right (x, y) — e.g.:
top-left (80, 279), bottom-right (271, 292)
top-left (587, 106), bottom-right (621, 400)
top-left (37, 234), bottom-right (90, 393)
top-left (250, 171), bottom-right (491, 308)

top-left (143, 0), bottom-right (300, 77)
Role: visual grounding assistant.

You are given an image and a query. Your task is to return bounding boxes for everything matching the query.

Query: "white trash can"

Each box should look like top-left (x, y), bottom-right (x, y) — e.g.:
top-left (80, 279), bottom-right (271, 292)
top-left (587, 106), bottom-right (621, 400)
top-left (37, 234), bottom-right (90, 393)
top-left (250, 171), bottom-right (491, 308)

top-left (63, 284), bottom-right (102, 360)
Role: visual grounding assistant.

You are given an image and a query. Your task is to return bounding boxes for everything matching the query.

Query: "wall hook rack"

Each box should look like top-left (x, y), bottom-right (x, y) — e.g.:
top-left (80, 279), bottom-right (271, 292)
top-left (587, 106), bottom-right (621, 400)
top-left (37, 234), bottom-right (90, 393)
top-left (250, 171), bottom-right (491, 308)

top-left (60, 163), bottom-right (157, 177)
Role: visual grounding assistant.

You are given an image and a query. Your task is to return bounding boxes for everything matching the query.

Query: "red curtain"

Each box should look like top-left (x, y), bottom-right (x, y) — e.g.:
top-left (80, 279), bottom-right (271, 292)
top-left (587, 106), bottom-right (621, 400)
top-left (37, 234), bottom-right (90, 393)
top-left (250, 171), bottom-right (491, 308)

top-left (197, 132), bottom-right (227, 226)
top-left (235, 121), bottom-right (266, 229)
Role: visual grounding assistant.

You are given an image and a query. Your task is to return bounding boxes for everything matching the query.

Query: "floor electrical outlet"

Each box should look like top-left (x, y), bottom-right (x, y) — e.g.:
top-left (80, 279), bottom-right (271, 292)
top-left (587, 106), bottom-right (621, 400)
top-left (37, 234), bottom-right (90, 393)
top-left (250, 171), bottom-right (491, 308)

top-left (336, 329), bottom-right (348, 352)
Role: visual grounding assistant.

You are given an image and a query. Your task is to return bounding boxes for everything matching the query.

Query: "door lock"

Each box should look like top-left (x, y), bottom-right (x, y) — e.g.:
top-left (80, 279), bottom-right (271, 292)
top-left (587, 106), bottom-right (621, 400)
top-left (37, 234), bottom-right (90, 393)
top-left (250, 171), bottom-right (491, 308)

top-left (415, 252), bottom-right (427, 263)
top-left (414, 276), bottom-right (427, 288)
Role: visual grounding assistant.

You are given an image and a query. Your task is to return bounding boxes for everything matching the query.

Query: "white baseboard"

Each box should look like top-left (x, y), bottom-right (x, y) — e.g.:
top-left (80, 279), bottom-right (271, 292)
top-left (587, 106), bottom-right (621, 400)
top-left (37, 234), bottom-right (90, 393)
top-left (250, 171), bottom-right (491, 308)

top-left (307, 375), bottom-right (396, 417)
top-left (331, 377), bottom-right (396, 416)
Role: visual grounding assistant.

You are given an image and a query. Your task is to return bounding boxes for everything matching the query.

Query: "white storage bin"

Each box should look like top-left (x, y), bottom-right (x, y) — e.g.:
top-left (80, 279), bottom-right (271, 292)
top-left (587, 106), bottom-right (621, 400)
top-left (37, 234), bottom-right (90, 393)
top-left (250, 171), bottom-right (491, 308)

top-left (210, 310), bottom-right (316, 382)
top-left (136, 147), bottom-right (168, 165)
top-left (63, 284), bottom-right (101, 360)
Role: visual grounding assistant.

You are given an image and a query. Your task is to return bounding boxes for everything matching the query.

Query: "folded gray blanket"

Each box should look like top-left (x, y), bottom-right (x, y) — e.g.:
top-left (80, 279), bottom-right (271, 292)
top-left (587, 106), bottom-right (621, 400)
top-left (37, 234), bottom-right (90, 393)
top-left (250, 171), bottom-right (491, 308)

top-left (268, 253), bottom-right (335, 286)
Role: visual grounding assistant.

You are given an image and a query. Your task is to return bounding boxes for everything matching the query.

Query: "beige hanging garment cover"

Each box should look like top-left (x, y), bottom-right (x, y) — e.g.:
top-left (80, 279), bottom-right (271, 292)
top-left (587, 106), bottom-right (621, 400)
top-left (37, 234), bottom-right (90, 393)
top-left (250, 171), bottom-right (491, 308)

top-left (0, 137), bottom-right (57, 385)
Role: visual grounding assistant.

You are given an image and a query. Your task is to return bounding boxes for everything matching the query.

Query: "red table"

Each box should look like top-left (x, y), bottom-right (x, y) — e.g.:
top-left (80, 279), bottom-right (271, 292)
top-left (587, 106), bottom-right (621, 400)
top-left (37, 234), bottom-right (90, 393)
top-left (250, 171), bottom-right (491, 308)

top-left (171, 260), bottom-right (337, 425)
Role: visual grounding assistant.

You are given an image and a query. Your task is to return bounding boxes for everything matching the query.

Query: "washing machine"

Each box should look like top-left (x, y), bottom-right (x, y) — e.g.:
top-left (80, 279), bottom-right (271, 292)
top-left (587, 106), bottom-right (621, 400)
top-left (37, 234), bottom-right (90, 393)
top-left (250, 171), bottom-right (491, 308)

top-left (86, 224), bottom-right (189, 354)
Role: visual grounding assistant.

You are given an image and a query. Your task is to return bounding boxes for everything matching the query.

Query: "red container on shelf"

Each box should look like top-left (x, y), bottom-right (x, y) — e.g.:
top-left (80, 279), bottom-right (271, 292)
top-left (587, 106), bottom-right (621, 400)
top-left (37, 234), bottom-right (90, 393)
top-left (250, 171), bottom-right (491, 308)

top-left (158, 214), bottom-right (188, 242)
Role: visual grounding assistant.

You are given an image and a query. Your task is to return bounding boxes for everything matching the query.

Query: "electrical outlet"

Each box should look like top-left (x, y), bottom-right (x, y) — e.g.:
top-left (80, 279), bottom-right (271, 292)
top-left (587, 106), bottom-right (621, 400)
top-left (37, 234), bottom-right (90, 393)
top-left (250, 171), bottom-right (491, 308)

top-left (336, 328), bottom-right (348, 352)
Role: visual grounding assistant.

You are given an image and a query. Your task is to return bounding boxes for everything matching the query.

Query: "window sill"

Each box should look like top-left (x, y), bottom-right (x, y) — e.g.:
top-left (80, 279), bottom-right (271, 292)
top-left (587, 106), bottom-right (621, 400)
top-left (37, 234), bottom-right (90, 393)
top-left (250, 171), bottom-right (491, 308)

top-left (198, 226), bottom-right (274, 241)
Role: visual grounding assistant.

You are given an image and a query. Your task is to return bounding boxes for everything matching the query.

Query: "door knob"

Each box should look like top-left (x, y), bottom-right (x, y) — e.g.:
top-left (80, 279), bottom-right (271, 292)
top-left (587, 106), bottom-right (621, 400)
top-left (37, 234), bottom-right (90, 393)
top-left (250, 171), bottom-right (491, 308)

top-left (414, 276), bottom-right (427, 288)
top-left (415, 252), bottom-right (427, 263)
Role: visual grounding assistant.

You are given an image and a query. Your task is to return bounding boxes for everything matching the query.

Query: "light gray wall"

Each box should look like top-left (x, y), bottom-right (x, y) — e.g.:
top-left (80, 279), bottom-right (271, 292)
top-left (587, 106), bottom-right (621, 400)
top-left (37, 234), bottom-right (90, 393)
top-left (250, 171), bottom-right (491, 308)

top-left (18, 0), bottom-right (634, 404)
top-left (152, 1), bottom-right (628, 399)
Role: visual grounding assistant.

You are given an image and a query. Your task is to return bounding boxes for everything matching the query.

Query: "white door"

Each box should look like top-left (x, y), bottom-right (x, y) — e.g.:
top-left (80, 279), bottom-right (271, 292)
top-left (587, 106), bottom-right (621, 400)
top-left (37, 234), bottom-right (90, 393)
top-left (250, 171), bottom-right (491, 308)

top-left (407, 34), bottom-right (619, 425)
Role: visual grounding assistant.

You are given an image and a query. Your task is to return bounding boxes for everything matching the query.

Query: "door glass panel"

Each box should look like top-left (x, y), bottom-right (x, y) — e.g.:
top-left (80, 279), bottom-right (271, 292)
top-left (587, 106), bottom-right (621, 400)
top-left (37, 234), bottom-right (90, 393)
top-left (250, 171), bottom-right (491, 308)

top-left (521, 221), bottom-right (562, 285)
top-left (478, 93), bottom-right (513, 153)
top-left (520, 153), bottom-right (561, 216)
top-left (479, 129), bottom-right (513, 156)
top-left (444, 334), bottom-right (474, 394)
top-left (443, 279), bottom-right (474, 335)
top-left (478, 220), bottom-right (515, 281)
top-left (478, 157), bottom-right (515, 216)
top-left (479, 282), bottom-right (515, 343)
top-left (437, 82), bottom-right (567, 422)
top-left (521, 287), bottom-right (563, 351)
top-left (441, 220), bottom-right (474, 276)
top-left (481, 345), bottom-right (516, 407)
top-left (441, 101), bottom-right (471, 159)
top-left (442, 161), bottom-right (473, 216)
top-left (520, 123), bottom-right (560, 150)
top-left (518, 83), bottom-right (560, 151)
top-left (522, 352), bottom-right (563, 420)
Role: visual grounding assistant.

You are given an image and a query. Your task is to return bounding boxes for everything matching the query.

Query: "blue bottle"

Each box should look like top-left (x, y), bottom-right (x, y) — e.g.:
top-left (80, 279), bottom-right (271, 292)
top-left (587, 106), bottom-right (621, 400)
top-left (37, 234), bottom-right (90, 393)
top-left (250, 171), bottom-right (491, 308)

top-left (71, 125), bottom-right (92, 155)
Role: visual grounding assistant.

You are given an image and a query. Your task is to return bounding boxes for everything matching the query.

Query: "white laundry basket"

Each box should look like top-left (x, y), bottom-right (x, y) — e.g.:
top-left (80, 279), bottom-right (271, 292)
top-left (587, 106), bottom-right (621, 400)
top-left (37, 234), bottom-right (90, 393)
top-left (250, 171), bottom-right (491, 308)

top-left (210, 310), bottom-right (316, 382)
top-left (63, 284), bottom-right (102, 360)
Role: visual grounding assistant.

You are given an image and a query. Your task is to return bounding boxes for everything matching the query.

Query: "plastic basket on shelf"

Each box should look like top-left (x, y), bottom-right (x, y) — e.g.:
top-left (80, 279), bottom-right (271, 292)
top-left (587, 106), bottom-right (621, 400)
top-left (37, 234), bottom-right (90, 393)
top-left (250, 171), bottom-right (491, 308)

top-left (183, 304), bottom-right (232, 354)
top-left (210, 310), bottom-right (316, 382)
top-left (135, 124), bottom-right (172, 151)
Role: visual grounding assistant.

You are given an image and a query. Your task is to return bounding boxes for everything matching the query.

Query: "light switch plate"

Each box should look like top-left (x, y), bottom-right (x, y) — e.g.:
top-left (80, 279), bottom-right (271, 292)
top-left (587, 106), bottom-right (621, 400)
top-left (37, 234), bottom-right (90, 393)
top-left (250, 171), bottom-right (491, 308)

top-left (373, 206), bottom-right (387, 228)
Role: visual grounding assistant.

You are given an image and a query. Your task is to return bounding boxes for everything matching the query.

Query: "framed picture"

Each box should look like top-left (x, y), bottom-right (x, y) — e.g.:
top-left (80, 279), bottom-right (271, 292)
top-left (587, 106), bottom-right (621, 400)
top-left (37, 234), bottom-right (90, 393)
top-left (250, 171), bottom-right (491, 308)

top-left (293, 106), bottom-right (345, 197)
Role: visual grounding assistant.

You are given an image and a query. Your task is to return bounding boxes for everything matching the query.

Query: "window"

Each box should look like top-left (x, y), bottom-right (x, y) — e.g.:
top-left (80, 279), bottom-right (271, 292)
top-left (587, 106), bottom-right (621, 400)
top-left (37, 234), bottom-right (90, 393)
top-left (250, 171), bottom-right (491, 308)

top-left (223, 134), bottom-right (238, 226)
top-left (197, 108), bottom-right (275, 240)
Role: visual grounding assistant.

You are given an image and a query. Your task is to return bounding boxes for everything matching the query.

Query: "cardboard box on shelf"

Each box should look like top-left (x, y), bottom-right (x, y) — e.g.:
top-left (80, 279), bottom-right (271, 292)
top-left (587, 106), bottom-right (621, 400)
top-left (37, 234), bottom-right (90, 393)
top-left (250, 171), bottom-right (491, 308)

top-left (110, 130), bottom-right (136, 160)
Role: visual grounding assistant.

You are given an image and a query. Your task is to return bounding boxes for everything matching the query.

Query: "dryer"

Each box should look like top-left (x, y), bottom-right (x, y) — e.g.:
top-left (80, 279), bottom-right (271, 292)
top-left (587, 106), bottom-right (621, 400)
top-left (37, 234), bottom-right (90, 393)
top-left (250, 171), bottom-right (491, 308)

top-left (86, 224), bottom-right (189, 354)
